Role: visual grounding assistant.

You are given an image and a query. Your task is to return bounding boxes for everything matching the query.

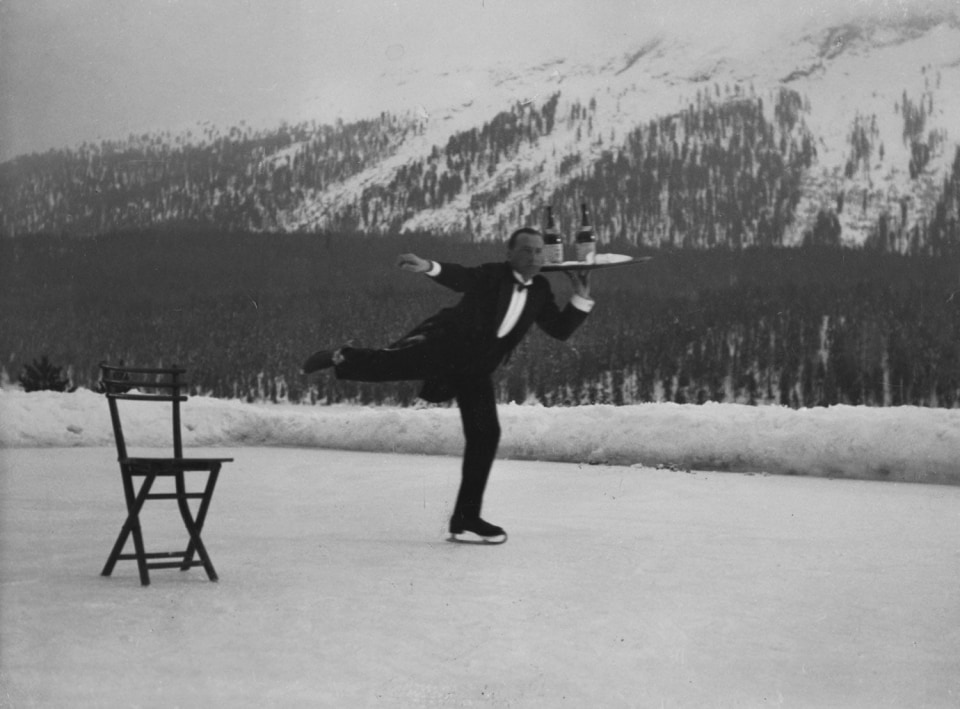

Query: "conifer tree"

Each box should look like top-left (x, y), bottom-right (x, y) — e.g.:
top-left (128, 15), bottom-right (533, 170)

top-left (18, 356), bottom-right (71, 393)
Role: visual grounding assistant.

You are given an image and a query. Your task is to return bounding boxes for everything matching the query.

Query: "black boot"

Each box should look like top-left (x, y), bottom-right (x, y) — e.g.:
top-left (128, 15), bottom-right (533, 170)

top-left (301, 349), bottom-right (342, 374)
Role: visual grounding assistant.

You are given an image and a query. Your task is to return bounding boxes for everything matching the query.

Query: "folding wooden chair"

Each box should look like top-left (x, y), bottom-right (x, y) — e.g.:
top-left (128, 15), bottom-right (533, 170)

top-left (99, 363), bottom-right (233, 586)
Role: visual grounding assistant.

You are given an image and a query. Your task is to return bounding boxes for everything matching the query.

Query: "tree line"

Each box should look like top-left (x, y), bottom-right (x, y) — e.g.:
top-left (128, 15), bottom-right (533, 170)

top-left (2, 230), bottom-right (956, 408)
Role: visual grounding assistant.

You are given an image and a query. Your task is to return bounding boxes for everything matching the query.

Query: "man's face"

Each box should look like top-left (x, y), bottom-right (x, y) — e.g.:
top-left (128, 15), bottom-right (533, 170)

top-left (508, 232), bottom-right (545, 280)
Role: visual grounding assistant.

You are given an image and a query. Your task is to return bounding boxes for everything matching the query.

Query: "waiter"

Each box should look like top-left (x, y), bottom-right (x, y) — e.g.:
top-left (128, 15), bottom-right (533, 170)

top-left (303, 227), bottom-right (593, 543)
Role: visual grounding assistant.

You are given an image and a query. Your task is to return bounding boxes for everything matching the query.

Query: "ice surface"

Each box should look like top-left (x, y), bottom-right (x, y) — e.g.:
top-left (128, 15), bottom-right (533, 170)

top-left (1, 447), bottom-right (958, 707)
top-left (2, 389), bottom-right (959, 706)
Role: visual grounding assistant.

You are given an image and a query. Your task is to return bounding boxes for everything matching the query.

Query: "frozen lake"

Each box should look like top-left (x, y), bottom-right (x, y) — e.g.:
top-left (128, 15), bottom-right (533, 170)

top-left (2, 446), bottom-right (958, 707)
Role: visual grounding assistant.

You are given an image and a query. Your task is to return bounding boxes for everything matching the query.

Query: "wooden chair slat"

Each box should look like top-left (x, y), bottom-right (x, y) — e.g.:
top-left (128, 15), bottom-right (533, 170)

top-left (107, 394), bottom-right (188, 402)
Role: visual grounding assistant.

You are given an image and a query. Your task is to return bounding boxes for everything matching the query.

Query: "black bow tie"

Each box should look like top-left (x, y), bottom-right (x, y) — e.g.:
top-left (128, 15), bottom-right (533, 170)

top-left (514, 280), bottom-right (532, 292)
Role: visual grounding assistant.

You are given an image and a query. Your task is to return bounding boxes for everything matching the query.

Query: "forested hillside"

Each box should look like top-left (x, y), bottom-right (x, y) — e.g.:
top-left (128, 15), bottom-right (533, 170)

top-left (2, 231), bottom-right (956, 408)
top-left (0, 113), bottom-right (420, 236)
top-left (863, 143), bottom-right (960, 256)
top-left (340, 88), bottom-right (816, 247)
top-left (2, 83), bottom-right (956, 255)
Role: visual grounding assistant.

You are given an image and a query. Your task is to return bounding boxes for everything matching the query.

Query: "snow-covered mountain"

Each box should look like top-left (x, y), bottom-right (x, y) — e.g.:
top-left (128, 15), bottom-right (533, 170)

top-left (2, 6), bottom-right (958, 248)
top-left (285, 6), bottom-right (960, 244)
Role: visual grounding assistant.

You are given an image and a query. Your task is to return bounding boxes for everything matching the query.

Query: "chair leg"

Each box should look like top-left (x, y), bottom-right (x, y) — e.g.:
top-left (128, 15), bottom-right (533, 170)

top-left (102, 474), bottom-right (155, 586)
top-left (176, 468), bottom-right (220, 581)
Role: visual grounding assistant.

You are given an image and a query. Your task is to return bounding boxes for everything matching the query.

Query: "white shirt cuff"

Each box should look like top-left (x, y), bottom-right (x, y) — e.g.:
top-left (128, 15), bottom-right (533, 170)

top-left (426, 261), bottom-right (441, 277)
top-left (570, 294), bottom-right (595, 312)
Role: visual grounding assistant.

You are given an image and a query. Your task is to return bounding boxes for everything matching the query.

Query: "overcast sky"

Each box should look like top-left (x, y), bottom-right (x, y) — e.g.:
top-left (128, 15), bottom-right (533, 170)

top-left (0, 0), bottom-right (946, 161)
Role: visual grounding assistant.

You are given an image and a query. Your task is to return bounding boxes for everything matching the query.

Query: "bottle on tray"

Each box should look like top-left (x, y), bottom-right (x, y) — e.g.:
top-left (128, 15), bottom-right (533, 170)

top-left (542, 205), bottom-right (564, 264)
top-left (575, 202), bottom-right (597, 263)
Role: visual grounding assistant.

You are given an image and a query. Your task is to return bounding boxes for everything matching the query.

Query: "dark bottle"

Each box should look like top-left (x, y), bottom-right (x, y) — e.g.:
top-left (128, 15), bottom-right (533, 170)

top-left (575, 203), bottom-right (597, 263)
top-left (543, 205), bottom-right (564, 264)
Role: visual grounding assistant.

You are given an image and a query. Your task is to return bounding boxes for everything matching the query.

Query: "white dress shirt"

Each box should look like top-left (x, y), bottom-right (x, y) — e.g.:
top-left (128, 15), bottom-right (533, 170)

top-left (497, 274), bottom-right (532, 338)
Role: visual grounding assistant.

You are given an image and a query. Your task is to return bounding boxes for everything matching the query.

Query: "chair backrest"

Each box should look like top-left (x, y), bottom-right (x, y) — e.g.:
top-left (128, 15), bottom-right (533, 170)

top-left (99, 363), bottom-right (188, 460)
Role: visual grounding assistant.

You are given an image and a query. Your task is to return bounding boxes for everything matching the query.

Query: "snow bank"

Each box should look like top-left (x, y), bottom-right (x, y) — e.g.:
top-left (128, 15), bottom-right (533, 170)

top-left (2, 388), bottom-right (957, 485)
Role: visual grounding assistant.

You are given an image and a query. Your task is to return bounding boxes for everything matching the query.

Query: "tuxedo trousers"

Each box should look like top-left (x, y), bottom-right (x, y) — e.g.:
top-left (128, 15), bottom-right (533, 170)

top-left (335, 345), bottom-right (501, 520)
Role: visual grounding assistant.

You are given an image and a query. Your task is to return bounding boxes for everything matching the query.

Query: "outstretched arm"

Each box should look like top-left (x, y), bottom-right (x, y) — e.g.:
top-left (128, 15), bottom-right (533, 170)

top-left (396, 253), bottom-right (480, 292)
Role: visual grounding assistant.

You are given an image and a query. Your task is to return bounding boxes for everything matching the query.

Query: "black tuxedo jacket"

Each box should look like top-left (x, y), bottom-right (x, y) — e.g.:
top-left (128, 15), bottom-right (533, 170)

top-left (391, 261), bottom-right (590, 399)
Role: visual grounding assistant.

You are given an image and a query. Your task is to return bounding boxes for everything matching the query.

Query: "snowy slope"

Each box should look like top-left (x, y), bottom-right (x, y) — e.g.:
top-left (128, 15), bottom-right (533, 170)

top-left (2, 387), bottom-right (958, 485)
top-left (783, 17), bottom-right (960, 244)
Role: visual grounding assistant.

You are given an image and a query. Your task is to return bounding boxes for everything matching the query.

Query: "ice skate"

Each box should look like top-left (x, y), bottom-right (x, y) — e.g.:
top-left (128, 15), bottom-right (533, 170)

top-left (447, 516), bottom-right (507, 545)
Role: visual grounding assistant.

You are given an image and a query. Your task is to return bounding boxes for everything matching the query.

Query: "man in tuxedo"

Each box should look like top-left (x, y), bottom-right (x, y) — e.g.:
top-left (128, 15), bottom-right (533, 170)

top-left (302, 227), bottom-right (593, 543)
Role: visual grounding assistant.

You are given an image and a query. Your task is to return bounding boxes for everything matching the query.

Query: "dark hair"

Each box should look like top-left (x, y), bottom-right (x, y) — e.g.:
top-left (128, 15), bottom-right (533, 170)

top-left (507, 226), bottom-right (542, 250)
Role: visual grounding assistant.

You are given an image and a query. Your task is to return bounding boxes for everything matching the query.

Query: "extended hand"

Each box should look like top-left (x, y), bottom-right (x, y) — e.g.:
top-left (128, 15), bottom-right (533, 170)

top-left (397, 253), bottom-right (431, 273)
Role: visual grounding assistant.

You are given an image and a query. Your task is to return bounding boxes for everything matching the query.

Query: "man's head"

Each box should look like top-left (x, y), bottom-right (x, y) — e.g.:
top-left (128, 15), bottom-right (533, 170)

top-left (507, 227), bottom-right (544, 281)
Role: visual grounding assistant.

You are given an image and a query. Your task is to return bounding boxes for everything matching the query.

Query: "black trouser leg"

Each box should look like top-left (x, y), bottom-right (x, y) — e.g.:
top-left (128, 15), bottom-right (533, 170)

top-left (334, 344), bottom-right (443, 382)
top-left (452, 376), bottom-right (501, 520)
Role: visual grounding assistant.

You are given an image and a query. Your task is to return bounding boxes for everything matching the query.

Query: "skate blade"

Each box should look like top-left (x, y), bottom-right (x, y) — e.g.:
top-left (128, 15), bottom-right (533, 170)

top-left (446, 531), bottom-right (507, 545)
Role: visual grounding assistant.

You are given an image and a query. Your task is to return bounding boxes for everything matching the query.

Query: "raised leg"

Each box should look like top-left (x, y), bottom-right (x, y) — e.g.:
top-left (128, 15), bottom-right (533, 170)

top-left (334, 341), bottom-right (449, 383)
